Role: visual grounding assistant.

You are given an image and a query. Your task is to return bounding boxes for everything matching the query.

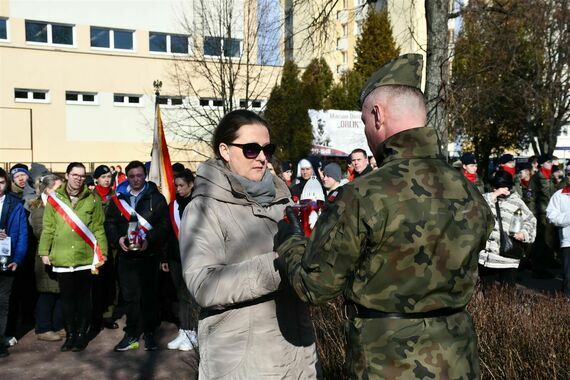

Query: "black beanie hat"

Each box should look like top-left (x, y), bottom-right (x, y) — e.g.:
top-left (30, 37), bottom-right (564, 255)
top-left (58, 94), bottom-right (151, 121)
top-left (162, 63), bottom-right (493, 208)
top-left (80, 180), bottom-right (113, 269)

top-left (498, 154), bottom-right (515, 165)
top-left (538, 154), bottom-right (553, 165)
top-left (460, 153), bottom-right (477, 165)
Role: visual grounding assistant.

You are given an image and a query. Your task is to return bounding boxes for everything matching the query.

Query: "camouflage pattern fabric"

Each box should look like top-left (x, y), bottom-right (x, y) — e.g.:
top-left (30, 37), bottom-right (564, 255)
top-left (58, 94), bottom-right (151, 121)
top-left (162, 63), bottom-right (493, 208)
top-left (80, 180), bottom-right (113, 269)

top-left (359, 54), bottom-right (424, 109)
top-left (278, 127), bottom-right (494, 379)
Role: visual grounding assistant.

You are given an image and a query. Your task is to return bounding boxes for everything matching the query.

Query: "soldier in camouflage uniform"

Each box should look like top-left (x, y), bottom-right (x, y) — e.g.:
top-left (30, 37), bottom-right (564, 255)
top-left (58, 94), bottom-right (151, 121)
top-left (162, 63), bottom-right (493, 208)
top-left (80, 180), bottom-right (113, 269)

top-left (275, 54), bottom-right (494, 379)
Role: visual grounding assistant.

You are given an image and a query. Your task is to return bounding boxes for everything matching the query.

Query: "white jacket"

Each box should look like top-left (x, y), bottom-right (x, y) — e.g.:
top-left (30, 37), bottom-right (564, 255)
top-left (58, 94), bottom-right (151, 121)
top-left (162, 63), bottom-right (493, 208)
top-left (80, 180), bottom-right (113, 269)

top-left (546, 188), bottom-right (570, 248)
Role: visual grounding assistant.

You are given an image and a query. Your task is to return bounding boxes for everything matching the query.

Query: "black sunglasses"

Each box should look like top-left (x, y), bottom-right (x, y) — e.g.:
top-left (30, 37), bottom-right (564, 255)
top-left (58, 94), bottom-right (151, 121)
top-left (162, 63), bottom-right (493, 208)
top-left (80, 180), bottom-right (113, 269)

top-left (228, 143), bottom-right (276, 159)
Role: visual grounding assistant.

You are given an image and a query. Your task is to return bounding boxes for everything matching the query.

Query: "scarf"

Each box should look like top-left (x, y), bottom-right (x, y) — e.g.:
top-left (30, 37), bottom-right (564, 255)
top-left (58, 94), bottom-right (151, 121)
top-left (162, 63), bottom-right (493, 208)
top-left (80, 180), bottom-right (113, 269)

top-left (464, 171), bottom-right (478, 183)
top-left (234, 170), bottom-right (276, 206)
top-left (95, 185), bottom-right (111, 201)
top-left (500, 165), bottom-right (516, 177)
top-left (176, 194), bottom-right (192, 217)
top-left (540, 167), bottom-right (552, 180)
top-left (521, 178), bottom-right (530, 187)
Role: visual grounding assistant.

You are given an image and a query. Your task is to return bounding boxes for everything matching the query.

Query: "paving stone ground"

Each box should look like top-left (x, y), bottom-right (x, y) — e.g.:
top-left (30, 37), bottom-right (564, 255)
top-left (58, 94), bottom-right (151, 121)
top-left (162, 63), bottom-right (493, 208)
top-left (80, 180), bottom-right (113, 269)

top-left (1, 269), bottom-right (563, 379)
top-left (1, 319), bottom-right (198, 380)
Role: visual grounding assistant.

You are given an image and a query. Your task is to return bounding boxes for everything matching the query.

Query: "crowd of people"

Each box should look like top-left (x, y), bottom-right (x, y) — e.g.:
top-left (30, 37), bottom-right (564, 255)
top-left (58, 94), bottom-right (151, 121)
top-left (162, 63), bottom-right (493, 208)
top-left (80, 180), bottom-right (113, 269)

top-left (457, 151), bottom-right (569, 290)
top-left (0, 54), bottom-right (566, 379)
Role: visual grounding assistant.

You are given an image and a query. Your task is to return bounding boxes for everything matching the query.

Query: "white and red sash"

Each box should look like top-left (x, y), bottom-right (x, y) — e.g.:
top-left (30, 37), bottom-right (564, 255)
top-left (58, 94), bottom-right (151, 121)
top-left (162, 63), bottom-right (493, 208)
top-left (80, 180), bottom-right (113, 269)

top-left (169, 200), bottom-right (180, 239)
top-left (111, 195), bottom-right (153, 238)
top-left (47, 193), bottom-right (105, 274)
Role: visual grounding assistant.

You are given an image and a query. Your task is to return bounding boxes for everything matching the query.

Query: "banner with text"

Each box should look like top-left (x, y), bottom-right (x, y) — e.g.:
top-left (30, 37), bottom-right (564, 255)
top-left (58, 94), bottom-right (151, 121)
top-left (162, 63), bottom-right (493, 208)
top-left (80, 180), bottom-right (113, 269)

top-left (308, 109), bottom-right (372, 157)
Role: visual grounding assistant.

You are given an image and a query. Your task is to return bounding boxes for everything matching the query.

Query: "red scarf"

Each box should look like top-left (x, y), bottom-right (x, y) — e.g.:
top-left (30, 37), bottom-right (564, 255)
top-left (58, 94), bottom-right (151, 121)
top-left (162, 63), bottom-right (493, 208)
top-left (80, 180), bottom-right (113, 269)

top-left (540, 167), bottom-right (552, 180)
top-left (500, 165), bottom-right (516, 177)
top-left (521, 178), bottom-right (529, 187)
top-left (95, 185), bottom-right (111, 200)
top-left (464, 171), bottom-right (478, 183)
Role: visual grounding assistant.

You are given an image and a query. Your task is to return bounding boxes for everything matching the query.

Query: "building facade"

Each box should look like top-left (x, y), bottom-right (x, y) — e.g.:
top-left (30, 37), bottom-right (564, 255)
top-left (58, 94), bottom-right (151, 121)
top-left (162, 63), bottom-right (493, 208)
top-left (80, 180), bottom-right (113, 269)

top-left (0, 0), bottom-right (282, 171)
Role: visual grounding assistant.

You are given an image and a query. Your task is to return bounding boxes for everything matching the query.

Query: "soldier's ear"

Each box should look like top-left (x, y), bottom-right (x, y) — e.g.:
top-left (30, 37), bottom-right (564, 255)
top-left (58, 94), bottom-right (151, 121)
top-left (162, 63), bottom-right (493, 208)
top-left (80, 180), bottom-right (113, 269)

top-left (372, 104), bottom-right (384, 131)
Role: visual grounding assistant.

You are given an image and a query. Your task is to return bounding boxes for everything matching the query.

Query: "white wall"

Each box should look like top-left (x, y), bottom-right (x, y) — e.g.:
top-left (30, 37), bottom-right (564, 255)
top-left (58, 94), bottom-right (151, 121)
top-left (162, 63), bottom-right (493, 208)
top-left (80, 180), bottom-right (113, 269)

top-left (9, 0), bottom-right (193, 34)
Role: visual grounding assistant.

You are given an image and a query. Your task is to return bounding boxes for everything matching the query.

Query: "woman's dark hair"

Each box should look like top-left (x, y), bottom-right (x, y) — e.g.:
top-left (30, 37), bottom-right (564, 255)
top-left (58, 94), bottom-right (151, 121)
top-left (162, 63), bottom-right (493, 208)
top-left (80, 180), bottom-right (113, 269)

top-left (491, 169), bottom-right (514, 190)
top-left (0, 168), bottom-right (11, 192)
top-left (174, 168), bottom-right (195, 184)
top-left (212, 109), bottom-right (270, 158)
top-left (125, 160), bottom-right (146, 176)
top-left (66, 162), bottom-right (86, 174)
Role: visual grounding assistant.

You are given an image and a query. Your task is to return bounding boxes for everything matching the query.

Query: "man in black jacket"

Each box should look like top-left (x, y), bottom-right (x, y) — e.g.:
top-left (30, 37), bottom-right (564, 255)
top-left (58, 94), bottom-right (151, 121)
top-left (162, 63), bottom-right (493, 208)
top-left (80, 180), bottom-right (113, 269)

top-left (105, 161), bottom-right (169, 352)
top-left (350, 148), bottom-right (373, 178)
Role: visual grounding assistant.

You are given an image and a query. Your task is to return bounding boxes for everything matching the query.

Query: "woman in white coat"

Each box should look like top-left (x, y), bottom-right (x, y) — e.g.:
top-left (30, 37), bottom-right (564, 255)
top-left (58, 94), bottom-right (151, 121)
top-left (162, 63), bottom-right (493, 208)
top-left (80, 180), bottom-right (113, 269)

top-left (179, 110), bottom-right (318, 379)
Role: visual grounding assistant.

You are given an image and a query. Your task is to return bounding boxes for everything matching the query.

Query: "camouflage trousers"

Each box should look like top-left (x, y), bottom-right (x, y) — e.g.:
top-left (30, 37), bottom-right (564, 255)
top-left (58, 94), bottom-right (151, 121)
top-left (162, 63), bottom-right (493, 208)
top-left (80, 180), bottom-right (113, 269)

top-left (345, 311), bottom-right (479, 380)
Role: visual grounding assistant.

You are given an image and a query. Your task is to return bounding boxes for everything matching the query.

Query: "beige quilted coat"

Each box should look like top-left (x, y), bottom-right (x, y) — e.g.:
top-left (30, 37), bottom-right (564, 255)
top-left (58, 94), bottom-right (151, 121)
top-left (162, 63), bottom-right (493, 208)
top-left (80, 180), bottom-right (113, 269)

top-left (180, 159), bottom-right (318, 379)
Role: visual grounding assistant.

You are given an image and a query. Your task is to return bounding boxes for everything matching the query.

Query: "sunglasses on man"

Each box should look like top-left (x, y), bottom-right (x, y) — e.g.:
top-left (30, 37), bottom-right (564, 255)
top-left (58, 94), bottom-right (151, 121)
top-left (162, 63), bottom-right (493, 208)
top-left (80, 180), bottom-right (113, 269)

top-left (228, 143), bottom-right (276, 159)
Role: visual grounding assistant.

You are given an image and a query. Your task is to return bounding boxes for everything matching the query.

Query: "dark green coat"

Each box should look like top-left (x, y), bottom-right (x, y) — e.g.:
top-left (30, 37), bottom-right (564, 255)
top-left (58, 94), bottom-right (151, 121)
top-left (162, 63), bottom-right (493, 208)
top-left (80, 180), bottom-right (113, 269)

top-left (29, 198), bottom-right (59, 293)
top-left (279, 127), bottom-right (494, 379)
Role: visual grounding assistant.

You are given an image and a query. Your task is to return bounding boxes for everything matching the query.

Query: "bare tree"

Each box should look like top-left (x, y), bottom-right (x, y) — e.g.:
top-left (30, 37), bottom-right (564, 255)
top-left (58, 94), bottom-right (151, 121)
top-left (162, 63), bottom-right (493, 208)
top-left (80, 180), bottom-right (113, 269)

top-left (166, 0), bottom-right (282, 157)
top-left (524, 0), bottom-right (570, 155)
top-left (424, 0), bottom-right (451, 156)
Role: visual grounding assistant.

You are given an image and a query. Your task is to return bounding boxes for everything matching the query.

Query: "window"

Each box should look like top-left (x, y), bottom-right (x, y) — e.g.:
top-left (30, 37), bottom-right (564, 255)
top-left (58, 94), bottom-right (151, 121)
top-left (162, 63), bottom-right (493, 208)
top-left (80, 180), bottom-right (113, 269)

top-left (156, 96), bottom-right (184, 107)
top-left (65, 91), bottom-right (98, 105)
top-left (114, 93), bottom-right (142, 106)
top-left (91, 27), bottom-right (134, 50)
top-left (149, 32), bottom-right (189, 54)
top-left (0, 18), bottom-right (7, 40)
top-left (25, 20), bottom-right (74, 45)
top-left (239, 99), bottom-right (263, 109)
top-left (14, 88), bottom-right (50, 103)
top-left (199, 98), bottom-right (224, 107)
top-left (203, 36), bottom-right (241, 58)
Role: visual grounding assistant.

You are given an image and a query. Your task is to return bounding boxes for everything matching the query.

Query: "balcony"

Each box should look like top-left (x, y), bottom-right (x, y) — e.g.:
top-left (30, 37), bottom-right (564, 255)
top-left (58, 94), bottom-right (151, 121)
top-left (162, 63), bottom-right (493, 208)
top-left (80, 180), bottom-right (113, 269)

top-left (336, 37), bottom-right (347, 51)
top-left (336, 10), bottom-right (348, 23)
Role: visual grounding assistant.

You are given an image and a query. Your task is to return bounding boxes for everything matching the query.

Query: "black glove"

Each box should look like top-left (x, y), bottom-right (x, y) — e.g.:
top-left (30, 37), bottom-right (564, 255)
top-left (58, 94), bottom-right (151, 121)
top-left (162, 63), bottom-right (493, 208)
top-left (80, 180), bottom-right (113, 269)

top-left (273, 206), bottom-right (304, 250)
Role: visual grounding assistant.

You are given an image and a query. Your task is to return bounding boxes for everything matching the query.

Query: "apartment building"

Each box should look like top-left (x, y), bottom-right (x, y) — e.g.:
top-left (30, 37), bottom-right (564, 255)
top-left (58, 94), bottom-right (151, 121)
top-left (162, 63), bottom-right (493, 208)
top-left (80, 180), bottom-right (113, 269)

top-left (0, 0), bottom-right (282, 171)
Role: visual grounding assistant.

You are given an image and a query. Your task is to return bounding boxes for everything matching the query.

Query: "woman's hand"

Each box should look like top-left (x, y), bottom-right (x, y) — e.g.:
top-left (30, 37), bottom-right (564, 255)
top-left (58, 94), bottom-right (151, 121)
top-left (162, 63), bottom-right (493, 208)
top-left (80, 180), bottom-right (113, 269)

top-left (513, 232), bottom-right (525, 241)
top-left (491, 188), bottom-right (510, 201)
top-left (41, 256), bottom-right (51, 265)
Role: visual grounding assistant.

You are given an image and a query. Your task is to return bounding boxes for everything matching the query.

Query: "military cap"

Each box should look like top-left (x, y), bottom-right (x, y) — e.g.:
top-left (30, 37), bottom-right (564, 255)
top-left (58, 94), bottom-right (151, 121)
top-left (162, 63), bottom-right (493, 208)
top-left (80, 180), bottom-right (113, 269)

top-left (498, 154), bottom-right (515, 165)
top-left (538, 154), bottom-right (553, 165)
top-left (359, 53), bottom-right (424, 109)
top-left (93, 165), bottom-right (111, 179)
top-left (460, 153), bottom-right (477, 165)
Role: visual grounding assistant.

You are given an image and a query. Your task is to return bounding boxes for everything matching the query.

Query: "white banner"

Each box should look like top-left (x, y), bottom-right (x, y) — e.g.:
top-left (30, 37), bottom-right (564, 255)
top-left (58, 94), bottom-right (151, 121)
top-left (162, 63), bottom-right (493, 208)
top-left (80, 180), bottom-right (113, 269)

top-left (308, 109), bottom-right (372, 157)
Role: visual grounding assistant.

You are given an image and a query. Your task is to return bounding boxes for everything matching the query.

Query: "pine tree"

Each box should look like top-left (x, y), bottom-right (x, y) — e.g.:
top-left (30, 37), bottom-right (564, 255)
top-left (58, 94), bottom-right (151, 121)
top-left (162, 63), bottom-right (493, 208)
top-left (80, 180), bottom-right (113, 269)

top-left (301, 58), bottom-right (334, 110)
top-left (264, 61), bottom-right (313, 161)
top-left (354, 10), bottom-right (400, 79)
top-left (324, 69), bottom-right (363, 111)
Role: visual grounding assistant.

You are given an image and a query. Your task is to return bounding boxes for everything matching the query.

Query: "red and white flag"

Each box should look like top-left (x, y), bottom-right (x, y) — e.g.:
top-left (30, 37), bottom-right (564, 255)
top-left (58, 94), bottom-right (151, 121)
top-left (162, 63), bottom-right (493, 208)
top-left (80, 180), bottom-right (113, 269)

top-left (149, 102), bottom-right (175, 204)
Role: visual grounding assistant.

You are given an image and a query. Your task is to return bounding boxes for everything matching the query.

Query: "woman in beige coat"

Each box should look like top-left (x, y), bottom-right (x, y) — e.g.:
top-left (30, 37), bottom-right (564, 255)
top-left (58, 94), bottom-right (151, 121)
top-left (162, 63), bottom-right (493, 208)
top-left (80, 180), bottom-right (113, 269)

top-left (180, 110), bottom-right (318, 379)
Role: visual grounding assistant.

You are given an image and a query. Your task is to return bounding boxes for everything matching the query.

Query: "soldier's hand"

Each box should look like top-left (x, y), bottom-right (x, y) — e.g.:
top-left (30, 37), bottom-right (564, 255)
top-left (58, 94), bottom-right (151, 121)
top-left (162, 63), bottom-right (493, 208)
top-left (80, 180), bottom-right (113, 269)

top-left (274, 206), bottom-right (304, 250)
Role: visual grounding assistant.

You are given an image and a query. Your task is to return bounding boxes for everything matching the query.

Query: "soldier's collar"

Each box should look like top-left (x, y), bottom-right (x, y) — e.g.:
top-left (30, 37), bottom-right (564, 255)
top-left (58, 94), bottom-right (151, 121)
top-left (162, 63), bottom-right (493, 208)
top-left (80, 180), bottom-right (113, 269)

top-left (375, 127), bottom-right (443, 166)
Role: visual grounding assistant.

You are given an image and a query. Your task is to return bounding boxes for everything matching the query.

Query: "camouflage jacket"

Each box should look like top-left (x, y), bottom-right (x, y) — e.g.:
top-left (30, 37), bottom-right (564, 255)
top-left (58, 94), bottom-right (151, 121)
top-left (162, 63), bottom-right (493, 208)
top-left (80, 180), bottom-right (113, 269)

top-left (278, 127), bottom-right (494, 313)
